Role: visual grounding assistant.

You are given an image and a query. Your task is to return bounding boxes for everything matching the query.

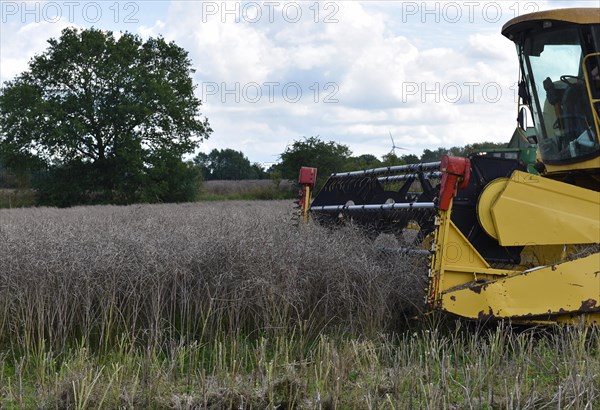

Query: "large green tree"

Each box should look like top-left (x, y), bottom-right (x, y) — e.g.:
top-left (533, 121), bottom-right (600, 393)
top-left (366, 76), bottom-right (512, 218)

top-left (194, 148), bottom-right (265, 180)
top-left (348, 154), bottom-right (381, 170)
top-left (276, 136), bottom-right (352, 189)
top-left (0, 27), bottom-right (211, 206)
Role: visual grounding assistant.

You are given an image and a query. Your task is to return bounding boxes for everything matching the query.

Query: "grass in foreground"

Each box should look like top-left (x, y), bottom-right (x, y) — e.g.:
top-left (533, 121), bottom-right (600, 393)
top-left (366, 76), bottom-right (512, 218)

top-left (0, 201), bottom-right (597, 408)
top-left (1, 324), bottom-right (598, 408)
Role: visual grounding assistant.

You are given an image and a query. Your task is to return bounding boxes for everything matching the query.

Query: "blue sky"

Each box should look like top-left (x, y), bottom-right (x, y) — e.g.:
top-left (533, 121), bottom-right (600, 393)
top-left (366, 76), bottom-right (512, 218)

top-left (1, 0), bottom-right (597, 166)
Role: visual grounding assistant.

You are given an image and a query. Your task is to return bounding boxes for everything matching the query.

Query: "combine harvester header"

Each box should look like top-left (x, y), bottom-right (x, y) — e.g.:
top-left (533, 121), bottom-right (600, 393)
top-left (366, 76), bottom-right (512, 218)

top-left (298, 7), bottom-right (600, 325)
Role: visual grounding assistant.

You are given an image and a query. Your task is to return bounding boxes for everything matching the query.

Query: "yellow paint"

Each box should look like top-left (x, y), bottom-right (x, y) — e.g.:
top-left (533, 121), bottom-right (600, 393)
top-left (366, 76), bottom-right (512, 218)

top-left (428, 201), bottom-right (519, 309)
top-left (441, 253), bottom-right (600, 320)
top-left (480, 171), bottom-right (600, 246)
top-left (302, 186), bottom-right (311, 224)
top-left (476, 178), bottom-right (508, 240)
top-left (502, 8), bottom-right (600, 36)
top-left (544, 156), bottom-right (600, 175)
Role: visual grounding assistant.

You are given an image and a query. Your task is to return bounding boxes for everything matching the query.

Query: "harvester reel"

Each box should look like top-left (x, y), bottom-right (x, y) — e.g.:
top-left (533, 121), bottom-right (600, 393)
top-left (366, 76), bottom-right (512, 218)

top-left (309, 155), bottom-right (530, 263)
top-left (308, 162), bottom-right (442, 250)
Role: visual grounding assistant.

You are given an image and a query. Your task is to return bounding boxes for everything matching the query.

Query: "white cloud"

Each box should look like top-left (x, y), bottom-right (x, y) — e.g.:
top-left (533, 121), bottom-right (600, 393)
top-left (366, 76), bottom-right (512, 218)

top-left (1, 20), bottom-right (73, 83)
top-left (137, 0), bottom-right (529, 161)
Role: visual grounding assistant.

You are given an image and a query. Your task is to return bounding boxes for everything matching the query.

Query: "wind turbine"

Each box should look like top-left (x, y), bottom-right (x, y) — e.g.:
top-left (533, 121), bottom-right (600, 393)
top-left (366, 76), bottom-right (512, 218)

top-left (389, 131), bottom-right (407, 155)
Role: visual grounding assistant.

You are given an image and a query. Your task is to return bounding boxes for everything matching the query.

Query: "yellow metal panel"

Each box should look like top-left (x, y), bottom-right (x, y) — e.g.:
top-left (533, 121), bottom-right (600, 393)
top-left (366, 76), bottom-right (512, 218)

top-left (441, 252), bottom-right (600, 320)
top-left (502, 8), bottom-right (600, 35)
top-left (429, 207), bottom-right (519, 307)
top-left (490, 171), bottom-right (600, 246)
top-left (544, 156), bottom-right (600, 174)
top-left (477, 178), bottom-right (508, 240)
top-left (436, 219), bottom-right (489, 269)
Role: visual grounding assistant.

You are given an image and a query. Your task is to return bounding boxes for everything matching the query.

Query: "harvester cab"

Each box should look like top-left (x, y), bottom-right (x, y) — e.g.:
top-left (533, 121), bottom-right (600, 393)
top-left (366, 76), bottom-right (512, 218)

top-left (299, 8), bottom-right (600, 325)
top-left (504, 8), bottom-right (600, 180)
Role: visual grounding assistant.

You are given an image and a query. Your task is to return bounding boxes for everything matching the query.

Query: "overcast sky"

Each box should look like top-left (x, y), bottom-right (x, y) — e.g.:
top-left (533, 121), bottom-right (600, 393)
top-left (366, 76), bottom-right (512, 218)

top-left (1, 0), bottom-right (597, 166)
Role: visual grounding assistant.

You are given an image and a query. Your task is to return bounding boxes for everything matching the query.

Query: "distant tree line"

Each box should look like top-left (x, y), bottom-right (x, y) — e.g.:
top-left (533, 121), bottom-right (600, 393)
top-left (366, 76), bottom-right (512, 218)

top-left (189, 137), bottom-right (508, 190)
top-left (0, 135), bottom-right (508, 204)
top-left (269, 136), bottom-right (508, 190)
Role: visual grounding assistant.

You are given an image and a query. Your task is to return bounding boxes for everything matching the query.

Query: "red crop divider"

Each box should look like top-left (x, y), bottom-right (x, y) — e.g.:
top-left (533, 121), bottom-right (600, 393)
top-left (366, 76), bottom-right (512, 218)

top-left (438, 155), bottom-right (471, 211)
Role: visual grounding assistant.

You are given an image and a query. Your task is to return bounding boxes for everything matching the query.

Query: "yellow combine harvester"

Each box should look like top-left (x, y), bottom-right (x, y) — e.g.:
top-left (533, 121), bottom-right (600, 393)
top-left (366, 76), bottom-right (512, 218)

top-left (299, 8), bottom-right (600, 325)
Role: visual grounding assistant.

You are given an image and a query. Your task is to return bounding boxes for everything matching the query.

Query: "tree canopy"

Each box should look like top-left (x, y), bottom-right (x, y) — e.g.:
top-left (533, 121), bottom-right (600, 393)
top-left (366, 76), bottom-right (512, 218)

top-left (0, 27), bottom-right (211, 206)
top-left (275, 136), bottom-right (353, 188)
top-left (194, 149), bottom-right (267, 180)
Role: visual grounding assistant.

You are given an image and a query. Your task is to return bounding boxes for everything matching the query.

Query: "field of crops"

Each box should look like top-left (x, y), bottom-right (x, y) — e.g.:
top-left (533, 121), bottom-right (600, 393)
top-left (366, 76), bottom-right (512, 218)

top-left (0, 200), bottom-right (598, 408)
